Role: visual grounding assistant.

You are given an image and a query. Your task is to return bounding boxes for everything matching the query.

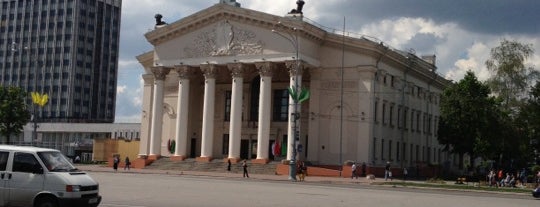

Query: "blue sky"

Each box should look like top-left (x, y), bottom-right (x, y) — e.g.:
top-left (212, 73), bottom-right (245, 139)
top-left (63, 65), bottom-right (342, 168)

top-left (114, 0), bottom-right (540, 123)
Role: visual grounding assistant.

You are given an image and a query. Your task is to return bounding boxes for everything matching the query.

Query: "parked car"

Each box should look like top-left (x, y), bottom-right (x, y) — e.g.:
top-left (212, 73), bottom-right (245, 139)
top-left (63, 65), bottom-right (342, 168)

top-left (0, 145), bottom-right (101, 207)
top-left (533, 187), bottom-right (540, 198)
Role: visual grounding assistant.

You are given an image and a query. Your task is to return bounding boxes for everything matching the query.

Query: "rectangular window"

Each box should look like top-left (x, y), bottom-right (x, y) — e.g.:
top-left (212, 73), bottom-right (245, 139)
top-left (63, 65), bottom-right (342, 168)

top-left (396, 141), bottom-right (400, 161)
top-left (410, 143), bottom-right (413, 164)
top-left (374, 100), bottom-right (378, 123)
top-left (416, 145), bottom-right (420, 162)
top-left (388, 140), bottom-right (392, 161)
top-left (373, 137), bottom-right (377, 160)
top-left (397, 106), bottom-right (402, 128)
top-left (381, 139), bottom-right (385, 160)
top-left (13, 152), bottom-right (39, 173)
top-left (273, 89), bottom-right (289, 122)
top-left (382, 102), bottom-right (386, 125)
top-left (389, 104), bottom-right (394, 126)
top-left (416, 112), bottom-right (421, 132)
top-left (427, 147), bottom-right (431, 163)
top-left (0, 151), bottom-right (8, 171)
top-left (422, 146), bottom-right (425, 162)
top-left (224, 91), bottom-right (231, 121)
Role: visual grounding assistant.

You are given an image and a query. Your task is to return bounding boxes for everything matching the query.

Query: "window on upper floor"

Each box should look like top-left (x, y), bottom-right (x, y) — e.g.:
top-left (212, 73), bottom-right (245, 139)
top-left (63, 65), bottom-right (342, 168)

top-left (224, 91), bottom-right (231, 121)
top-left (273, 89), bottom-right (289, 122)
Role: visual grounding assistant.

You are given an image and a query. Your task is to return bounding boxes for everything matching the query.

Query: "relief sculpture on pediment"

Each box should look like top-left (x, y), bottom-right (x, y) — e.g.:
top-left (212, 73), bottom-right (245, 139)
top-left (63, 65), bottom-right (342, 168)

top-left (183, 21), bottom-right (264, 58)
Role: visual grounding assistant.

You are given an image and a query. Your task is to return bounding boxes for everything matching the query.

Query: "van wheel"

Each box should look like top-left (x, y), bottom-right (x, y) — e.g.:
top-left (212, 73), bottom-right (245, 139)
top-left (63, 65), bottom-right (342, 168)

top-left (35, 196), bottom-right (58, 207)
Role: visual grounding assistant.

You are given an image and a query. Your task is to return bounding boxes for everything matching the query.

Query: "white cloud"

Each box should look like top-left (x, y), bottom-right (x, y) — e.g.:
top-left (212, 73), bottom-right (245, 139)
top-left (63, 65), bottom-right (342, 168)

top-left (359, 17), bottom-right (449, 49)
top-left (117, 85), bottom-right (127, 94)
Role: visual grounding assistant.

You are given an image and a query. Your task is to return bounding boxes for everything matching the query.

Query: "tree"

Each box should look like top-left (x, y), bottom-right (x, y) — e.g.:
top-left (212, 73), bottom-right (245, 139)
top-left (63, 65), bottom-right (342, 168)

top-left (0, 86), bottom-right (31, 144)
top-left (486, 39), bottom-right (538, 115)
top-left (438, 71), bottom-right (500, 169)
top-left (517, 81), bottom-right (540, 165)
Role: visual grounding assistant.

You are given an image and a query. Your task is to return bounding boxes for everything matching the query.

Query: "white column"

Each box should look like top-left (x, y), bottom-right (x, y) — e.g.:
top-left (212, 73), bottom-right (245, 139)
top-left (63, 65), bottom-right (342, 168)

top-left (255, 62), bottom-right (275, 161)
top-left (149, 67), bottom-right (170, 158)
top-left (173, 66), bottom-right (193, 159)
top-left (138, 75), bottom-right (154, 157)
top-left (200, 64), bottom-right (217, 159)
top-left (286, 61), bottom-right (302, 161)
top-left (227, 63), bottom-right (244, 160)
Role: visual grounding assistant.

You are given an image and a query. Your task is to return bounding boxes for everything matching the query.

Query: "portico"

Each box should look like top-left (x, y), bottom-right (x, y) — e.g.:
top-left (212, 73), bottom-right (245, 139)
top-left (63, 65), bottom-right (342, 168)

top-left (140, 60), bottom-right (306, 164)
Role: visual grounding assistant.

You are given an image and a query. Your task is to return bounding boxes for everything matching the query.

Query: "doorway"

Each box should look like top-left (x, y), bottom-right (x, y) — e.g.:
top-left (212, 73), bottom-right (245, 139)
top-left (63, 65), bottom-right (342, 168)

top-left (240, 140), bottom-right (249, 159)
top-left (190, 138), bottom-right (196, 158)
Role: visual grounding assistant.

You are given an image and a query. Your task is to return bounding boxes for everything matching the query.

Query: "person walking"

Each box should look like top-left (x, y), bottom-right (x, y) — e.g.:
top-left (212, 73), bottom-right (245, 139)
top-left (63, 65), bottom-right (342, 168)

top-left (351, 162), bottom-right (358, 179)
top-left (385, 161), bottom-right (391, 181)
top-left (113, 155), bottom-right (119, 172)
top-left (124, 156), bottom-right (131, 170)
top-left (403, 167), bottom-right (408, 181)
top-left (227, 159), bottom-right (231, 172)
top-left (242, 160), bottom-right (249, 178)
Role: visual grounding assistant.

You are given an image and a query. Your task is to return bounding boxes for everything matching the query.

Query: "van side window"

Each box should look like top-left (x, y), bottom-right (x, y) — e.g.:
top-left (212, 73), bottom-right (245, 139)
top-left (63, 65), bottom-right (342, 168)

top-left (13, 152), bottom-right (40, 173)
top-left (0, 152), bottom-right (8, 171)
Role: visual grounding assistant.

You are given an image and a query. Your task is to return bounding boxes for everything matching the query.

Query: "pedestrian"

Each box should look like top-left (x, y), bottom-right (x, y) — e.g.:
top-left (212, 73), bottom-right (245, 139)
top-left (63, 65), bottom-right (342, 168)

top-left (403, 167), bottom-right (408, 181)
top-left (488, 169), bottom-right (496, 187)
top-left (113, 155), bottom-right (119, 172)
top-left (385, 161), bottom-right (391, 181)
top-left (351, 162), bottom-right (358, 179)
top-left (124, 156), bottom-right (131, 170)
top-left (361, 162), bottom-right (366, 177)
top-left (227, 159), bottom-right (231, 172)
top-left (519, 168), bottom-right (527, 187)
top-left (242, 160), bottom-right (249, 178)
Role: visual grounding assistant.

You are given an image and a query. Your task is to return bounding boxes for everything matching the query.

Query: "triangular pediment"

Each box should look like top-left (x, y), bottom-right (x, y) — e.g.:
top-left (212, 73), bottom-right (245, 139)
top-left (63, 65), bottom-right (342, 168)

top-left (144, 4), bottom-right (330, 67)
top-left (145, 4), bottom-right (285, 46)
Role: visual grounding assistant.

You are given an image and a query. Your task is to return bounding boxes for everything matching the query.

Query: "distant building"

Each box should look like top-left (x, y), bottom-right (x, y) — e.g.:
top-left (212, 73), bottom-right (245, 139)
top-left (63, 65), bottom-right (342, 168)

top-left (0, 0), bottom-right (122, 123)
top-left (3, 122), bottom-right (141, 158)
top-left (136, 3), bottom-right (453, 171)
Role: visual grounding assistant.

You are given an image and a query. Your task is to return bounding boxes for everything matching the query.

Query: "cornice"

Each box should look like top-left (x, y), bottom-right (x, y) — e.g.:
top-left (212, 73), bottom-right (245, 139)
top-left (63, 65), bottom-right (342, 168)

top-left (136, 51), bottom-right (154, 69)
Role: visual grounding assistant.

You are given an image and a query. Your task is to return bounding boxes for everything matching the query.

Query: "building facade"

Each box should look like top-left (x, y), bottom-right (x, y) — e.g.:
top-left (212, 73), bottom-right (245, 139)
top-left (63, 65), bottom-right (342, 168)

top-left (137, 3), bottom-right (453, 169)
top-left (0, 0), bottom-right (121, 123)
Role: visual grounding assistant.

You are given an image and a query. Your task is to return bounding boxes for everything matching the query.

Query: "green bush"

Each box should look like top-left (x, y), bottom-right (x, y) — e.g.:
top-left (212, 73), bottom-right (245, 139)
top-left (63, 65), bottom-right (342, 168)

top-left (426, 177), bottom-right (446, 184)
top-left (531, 165), bottom-right (540, 173)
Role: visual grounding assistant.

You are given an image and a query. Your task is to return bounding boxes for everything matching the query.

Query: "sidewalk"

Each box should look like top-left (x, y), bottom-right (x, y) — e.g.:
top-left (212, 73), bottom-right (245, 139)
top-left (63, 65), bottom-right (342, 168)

top-left (75, 164), bottom-right (384, 185)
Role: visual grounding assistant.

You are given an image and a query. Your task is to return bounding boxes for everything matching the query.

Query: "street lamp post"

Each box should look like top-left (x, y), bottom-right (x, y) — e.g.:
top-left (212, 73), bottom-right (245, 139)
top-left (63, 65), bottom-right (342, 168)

top-left (272, 23), bottom-right (300, 181)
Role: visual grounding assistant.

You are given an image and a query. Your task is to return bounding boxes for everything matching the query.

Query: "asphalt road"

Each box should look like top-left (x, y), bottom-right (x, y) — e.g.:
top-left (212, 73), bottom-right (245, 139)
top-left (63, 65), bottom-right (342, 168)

top-left (90, 172), bottom-right (537, 207)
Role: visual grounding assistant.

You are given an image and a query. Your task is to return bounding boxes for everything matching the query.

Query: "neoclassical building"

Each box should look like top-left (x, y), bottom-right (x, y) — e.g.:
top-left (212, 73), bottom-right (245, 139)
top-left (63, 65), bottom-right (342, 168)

top-left (136, 2), bottom-right (453, 169)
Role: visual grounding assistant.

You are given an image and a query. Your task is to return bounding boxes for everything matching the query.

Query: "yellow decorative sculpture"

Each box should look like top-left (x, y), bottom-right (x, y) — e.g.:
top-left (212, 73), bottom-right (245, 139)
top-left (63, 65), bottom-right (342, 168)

top-left (31, 92), bottom-right (48, 107)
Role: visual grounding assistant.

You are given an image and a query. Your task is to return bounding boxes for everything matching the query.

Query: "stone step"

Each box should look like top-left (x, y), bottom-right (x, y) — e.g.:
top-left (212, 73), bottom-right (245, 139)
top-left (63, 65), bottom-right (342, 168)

top-left (145, 158), bottom-right (279, 175)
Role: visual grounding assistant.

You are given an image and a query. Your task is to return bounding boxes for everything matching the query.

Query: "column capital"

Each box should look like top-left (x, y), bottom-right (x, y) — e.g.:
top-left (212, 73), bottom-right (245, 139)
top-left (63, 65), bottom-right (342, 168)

top-left (285, 60), bottom-right (305, 76)
top-left (173, 65), bottom-right (196, 79)
top-left (254, 62), bottom-right (276, 77)
top-left (227, 63), bottom-right (245, 78)
top-left (200, 64), bottom-right (218, 79)
top-left (151, 66), bottom-right (171, 80)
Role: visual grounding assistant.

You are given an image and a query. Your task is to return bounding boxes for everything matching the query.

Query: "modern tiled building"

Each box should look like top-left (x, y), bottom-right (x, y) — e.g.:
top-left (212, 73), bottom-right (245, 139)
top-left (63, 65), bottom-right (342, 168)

top-left (0, 0), bottom-right (122, 123)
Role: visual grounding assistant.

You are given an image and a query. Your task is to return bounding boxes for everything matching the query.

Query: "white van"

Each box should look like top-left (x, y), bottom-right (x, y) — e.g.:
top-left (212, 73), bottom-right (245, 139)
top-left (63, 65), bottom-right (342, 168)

top-left (0, 145), bottom-right (101, 207)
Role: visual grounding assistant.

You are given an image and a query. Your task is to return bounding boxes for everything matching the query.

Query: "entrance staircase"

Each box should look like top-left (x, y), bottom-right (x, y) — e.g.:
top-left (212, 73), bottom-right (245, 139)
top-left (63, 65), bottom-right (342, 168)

top-left (144, 158), bottom-right (279, 175)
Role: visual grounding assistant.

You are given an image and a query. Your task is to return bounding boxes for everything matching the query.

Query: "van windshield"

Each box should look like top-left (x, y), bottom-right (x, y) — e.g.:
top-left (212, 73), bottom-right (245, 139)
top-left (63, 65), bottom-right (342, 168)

top-left (37, 151), bottom-right (78, 172)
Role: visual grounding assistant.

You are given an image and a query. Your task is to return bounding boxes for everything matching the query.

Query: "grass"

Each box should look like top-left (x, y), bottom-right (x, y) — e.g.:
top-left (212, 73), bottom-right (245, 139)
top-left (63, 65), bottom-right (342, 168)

top-left (373, 181), bottom-right (532, 194)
